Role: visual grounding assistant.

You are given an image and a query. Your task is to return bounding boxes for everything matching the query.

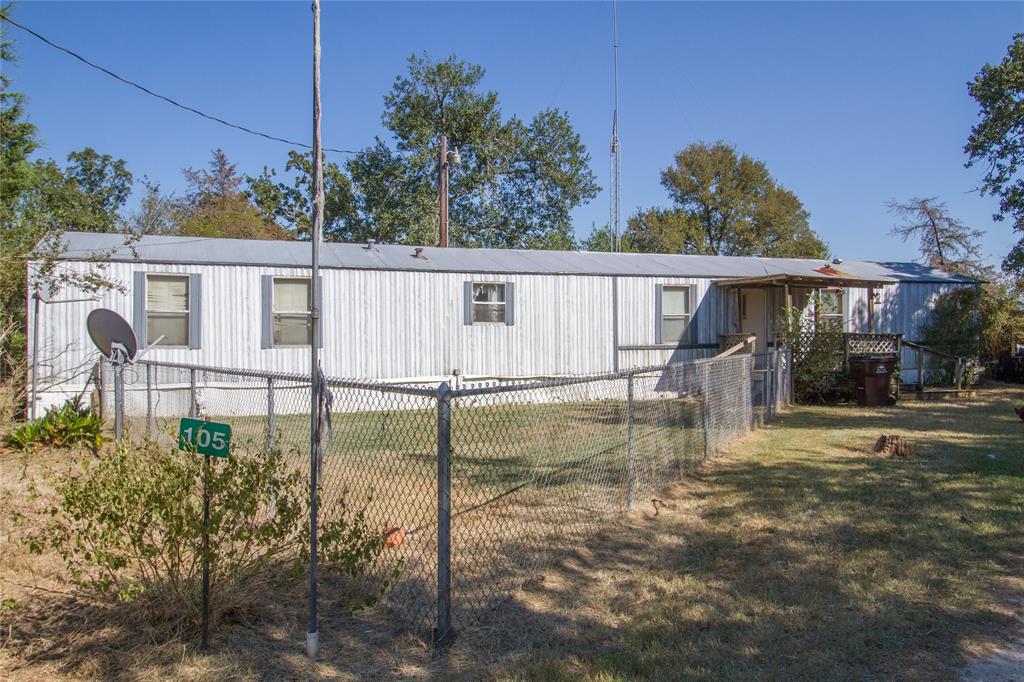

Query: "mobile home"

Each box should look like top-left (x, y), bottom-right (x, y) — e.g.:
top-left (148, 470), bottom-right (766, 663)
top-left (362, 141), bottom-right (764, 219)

top-left (28, 232), bottom-right (976, 412)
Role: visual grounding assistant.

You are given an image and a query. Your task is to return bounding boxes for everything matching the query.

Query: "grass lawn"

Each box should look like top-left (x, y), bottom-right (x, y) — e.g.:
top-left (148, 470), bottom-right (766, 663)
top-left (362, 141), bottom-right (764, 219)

top-left (1, 385), bottom-right (1021, 680)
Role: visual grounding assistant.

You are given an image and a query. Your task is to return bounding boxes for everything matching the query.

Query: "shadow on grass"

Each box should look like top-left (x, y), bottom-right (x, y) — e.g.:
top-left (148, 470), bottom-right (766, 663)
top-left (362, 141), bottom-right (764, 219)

top-left (7, 387), bottom-right (1022, 680)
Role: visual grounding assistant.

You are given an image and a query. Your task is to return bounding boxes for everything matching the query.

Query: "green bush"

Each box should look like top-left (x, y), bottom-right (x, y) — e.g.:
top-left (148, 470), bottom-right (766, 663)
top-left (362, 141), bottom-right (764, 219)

top-left (775, 308), bottom-right (849, 403)
top-left (5, 398), bottom-right (103, 451)
top-left (24, 441), bottom-right (389, 631)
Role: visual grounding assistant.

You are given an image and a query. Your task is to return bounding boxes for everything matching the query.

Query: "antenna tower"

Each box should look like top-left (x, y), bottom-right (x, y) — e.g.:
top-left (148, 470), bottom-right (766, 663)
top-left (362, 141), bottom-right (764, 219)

top-left (609, 0), bottom-right (621, 253)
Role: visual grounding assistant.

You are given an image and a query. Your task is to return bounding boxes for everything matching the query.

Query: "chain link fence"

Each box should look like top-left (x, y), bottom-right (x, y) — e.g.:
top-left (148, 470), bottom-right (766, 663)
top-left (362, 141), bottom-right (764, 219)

top-left (97, 349), bottom-right (791, 644)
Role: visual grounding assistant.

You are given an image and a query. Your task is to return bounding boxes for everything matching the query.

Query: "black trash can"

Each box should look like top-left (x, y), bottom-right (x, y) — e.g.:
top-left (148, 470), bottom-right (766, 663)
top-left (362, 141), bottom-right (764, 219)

top-left (849, 355), bottom-right (897, 407)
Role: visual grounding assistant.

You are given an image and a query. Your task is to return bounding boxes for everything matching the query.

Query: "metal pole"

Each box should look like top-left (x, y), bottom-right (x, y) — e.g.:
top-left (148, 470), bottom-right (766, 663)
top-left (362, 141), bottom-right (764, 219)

top-left (146, 363), bottom-right (154, 439)
top-left (201, 452), bottom-right (210, 650)
top-left (190, 368), bottom-right (198, 418)
top-left (307, 0), bottom-right (325, 661)
top-left (113, 361), bottom-right (124, 443)
top-left (267, 377), bottom-right (275, 454)
top-left (435, 382), bottom-right (453, 648)
top-left (701, 365), bottom-right (710, 460)
top-left (30, 285), bottom-right (41, 420)
top-left (916, 346), bottom-right (924, 392)
top-left (625, 372), bottom-right (636, 511)
top-left (439, 133), bottom-right (448, 247)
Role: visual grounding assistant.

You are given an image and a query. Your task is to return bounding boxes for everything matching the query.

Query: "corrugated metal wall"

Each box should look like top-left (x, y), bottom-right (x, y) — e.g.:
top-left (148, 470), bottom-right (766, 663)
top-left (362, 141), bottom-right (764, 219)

top-left (28, 260), bottom-right (970, 409)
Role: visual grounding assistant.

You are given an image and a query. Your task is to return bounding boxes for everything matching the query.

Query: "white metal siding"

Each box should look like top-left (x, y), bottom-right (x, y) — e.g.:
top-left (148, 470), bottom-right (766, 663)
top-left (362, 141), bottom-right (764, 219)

top-left (27, 259), bottom-right (973, 410)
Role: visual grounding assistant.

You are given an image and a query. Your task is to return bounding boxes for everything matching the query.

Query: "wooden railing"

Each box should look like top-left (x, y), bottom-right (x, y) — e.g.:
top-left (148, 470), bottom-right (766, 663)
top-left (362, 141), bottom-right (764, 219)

top-left (902, 339), bottom-right (965, 391)
top-left (717, 334), bottom-right (757, 358)
top-left (719, 333), bottom-right (757, 355)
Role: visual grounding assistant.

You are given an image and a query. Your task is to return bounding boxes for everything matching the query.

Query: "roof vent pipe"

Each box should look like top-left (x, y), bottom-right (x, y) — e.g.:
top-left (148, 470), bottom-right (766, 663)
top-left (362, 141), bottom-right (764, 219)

top-left (365, 238), bottom-right (376, 250)
top-left (832, 258), bottom-right (843, 265)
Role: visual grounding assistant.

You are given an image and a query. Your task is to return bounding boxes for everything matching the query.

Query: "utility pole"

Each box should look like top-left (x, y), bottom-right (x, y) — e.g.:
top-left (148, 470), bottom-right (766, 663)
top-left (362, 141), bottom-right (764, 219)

top-left (439, 133), bottom-right (448, 247)
top-left (307, 0), bottom-right (324, 662)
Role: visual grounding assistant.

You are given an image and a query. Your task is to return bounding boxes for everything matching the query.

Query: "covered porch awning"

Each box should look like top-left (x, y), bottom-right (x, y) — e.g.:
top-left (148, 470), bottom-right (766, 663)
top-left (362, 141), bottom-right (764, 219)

top-left (716, 264), bottom-right (897, 289)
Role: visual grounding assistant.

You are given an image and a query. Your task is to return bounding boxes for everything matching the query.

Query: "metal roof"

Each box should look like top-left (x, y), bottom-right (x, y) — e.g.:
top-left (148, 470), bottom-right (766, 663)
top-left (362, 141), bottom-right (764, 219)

top-left (52, 232), bottom-right (977, 283)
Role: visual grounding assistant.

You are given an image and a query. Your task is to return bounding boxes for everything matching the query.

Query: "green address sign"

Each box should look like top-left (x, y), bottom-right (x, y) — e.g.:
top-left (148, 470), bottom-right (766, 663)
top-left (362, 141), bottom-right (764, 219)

top-left (178, 418), bottom-right (231, 458)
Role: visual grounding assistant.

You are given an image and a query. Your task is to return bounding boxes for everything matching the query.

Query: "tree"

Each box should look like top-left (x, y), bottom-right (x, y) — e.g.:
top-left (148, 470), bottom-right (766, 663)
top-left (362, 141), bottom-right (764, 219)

top-left (178, 149), bottom-right (287, 240)
top-left (579, 223), bottom-right (635, 252)
top-left (129, 179), bottom-right (179, 235)
top-left (921, 276), bottom-right (1024, 365)
top-left (594, 142), bottom-right (828, 257)
top-left (965, 33), bottom-right (1024, 276)
top-left (348, 53), bottom-right (599, 248)
top-left (0, 8), bottom-right (133, 404)
top-left (247, 150), bottom-right (358, 241)
top-left (886, 197), bottom-right (985, 275)
top-left (658, 142), bottom-right (828, 257)
top-left (62, 147), bottom-right (133, 233)
top-left (0, 11), bottom-right (39, 228)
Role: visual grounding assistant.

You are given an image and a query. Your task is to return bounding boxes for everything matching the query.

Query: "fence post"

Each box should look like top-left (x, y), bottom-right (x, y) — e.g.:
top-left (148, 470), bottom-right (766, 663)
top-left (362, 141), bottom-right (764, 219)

top-left (266, 377), bottom-right (275, 453)
top-left (93, 361), bottom-right (104, 421)
top-left (434, 382), bottom-right (454, 648)
top-left (189, 368), bottom-right (198, 419)
top-left (625, 372), bottom-right (636, 511)
top-left (146, 363), bottom-right (155, 439)
top-left (768, 351), bottom-right (775, 419)
top-left (701, 364), bottom-right (711, 460)
top-left (113, 361), bottom-right (124, 443)
top-left (954, 357), bottom-right (963, 390)
top-left (916, 346), bottom-right (924, 392)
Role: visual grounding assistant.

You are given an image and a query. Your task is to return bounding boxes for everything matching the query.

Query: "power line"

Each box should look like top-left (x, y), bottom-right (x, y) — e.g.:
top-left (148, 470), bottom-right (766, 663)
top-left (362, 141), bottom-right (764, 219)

top-left (2, 15), bottom-right (359, 155)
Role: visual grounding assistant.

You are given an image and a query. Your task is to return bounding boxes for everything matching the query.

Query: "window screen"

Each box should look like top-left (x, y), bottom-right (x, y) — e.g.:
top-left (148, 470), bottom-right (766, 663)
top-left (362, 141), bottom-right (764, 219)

top-left (146, 274), bottom-right (189, 346)
top-left (273, 278), bottom-right (312, 346)
top-left (660, 285), bottom-right (691, 344)
top-left (472, 282), bottom-right (506, 323)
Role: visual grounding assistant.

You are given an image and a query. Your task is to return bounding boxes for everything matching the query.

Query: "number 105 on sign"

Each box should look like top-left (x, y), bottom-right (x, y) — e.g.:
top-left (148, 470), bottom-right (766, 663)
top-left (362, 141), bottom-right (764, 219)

top-left (178, 418), bottom-right (231, 458)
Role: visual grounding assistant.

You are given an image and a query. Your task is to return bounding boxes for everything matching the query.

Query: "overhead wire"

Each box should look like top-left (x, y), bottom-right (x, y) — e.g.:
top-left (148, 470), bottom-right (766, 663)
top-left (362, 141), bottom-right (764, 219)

top-left (1, 14), bottom-right (359, 155)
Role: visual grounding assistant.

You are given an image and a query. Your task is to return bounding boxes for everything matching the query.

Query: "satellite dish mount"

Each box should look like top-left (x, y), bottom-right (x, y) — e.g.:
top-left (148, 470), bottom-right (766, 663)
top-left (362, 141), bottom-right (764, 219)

top-left (86, 309), bottom-right (165, 441)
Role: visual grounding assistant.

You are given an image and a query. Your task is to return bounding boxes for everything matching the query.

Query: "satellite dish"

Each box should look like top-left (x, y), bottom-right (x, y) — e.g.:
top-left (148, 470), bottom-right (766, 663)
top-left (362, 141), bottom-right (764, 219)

top-left (87, 308), bottom-right (138, 362)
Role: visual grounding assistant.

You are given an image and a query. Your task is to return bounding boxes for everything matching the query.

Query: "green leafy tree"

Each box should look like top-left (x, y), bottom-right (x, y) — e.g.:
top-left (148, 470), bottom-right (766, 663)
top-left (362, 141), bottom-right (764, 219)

top-left (579, 223), bottom-right (636, 252)
top-left (922, 276), bottom-right (1024, 363)
top-left (178, 149), bottom-right (287, 240)
top-left (965, 33), bottom-right (1024, 275)
top-left (128, 179), bottom-right (179, 235)
top-left (637, 141), bottom-right (829, 257)
top-left (886, 197), bottom-right (985, 275)
top-left (349, 53), bottom-right (599, 248)
top-left (62, 148), bottom-right (132, 233)
top-left (1, 18), bottom-right (134, 405)
top-left (247, 150), bottom-right (358, 241)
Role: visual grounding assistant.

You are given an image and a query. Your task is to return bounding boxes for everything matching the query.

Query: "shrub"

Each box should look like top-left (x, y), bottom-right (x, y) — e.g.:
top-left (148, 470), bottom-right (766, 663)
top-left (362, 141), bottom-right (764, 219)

top-left (5, 398), bottom-right (103, 451)
top-left (775, 308), bottom-right (848, 403)
top-left (24, 441), bottom-right (389, 631)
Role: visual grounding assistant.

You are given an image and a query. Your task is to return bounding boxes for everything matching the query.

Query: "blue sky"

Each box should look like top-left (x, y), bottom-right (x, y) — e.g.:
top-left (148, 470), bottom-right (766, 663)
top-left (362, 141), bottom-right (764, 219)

top-left (7, 1), bottom-right (1022, 265)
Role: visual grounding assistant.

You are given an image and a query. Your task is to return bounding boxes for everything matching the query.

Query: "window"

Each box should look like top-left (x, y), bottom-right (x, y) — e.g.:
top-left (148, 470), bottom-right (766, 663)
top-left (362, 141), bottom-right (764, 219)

top-left (273, 278), bottom-right (312, 346)
top-left (816, 288), bottom-right (844, 328)
top-left (658, 285), bottom-right (692, 344)
top-left (472, 282), bottom-right (506, 323)
top-left (146, 274), bottom-right (189, 346)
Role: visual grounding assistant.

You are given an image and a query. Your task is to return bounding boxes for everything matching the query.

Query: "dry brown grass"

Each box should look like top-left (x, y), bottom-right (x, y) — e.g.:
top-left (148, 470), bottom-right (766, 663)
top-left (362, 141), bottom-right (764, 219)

top-left (1, 385), bottom-right (1022, 680)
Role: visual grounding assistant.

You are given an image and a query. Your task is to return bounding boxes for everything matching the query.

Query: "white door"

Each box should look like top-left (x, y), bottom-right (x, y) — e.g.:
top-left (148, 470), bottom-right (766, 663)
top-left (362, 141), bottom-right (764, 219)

top-left (740, 288), bottom-right (767, 351)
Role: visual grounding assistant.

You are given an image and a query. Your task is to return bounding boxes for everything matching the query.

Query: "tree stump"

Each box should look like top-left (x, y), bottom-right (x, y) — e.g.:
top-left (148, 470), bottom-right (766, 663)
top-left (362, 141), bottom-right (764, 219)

top-left (874, 434), bottom-right (911, 458)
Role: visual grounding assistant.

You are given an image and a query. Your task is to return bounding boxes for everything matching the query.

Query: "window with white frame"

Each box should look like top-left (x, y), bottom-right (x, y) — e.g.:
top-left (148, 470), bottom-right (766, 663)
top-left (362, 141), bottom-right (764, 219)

top-left (472, 282), bottom-right (506, 323)
top-left (659, 285), bottom-right (692, 344)
top-left (273, 278), bottom-right (312, 346)
top-left (816, 288), bottom-right (844, 328)
top-left (146, 274), bottom-right (190, 346)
